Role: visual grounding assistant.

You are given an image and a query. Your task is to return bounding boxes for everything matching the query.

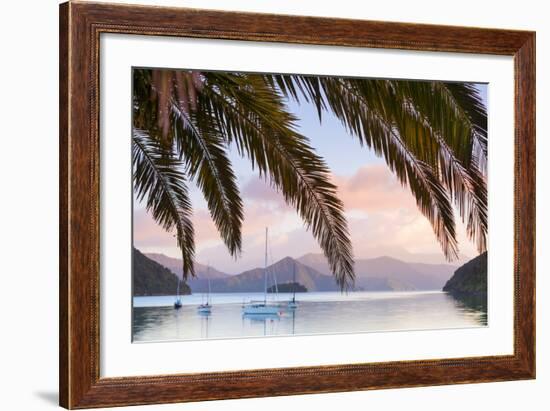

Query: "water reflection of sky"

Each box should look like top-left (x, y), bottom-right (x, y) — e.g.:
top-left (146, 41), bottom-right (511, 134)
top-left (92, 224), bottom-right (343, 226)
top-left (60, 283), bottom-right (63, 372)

top-left (132, 291), bottom-right (487, 343)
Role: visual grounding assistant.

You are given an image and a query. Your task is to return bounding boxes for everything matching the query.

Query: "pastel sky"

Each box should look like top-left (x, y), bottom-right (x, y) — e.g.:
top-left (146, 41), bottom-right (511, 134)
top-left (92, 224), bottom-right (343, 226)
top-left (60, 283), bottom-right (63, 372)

top-left (134, 80), bottom-right (487, 274)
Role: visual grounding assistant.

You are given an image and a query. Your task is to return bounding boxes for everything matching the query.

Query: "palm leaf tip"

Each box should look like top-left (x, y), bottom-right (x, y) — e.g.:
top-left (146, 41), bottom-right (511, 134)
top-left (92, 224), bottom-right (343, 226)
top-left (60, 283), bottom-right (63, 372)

top-left (270, 74), bottom-right (487, 261)
top-left (133, 68), bottom-right (486, 286)
top-left (202, 72), bottom-right (355, 290)
top-left (170, 96), bottom-right (244, 257)
top-left (132, 128), bottom-right (196, 278)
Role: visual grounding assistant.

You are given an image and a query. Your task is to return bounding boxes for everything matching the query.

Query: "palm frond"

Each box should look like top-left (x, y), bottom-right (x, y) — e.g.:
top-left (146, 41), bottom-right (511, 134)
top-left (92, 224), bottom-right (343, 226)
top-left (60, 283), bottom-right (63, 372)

top-left (377, 80), bottom-right (488, 253)
top-left (132, 68), bottom-right (488, 284)
top-left (202, 72), bottom-right (355, 289)
top-left (132, 128), bottom-right (196, 278)
top-left (271, 74), bottom-right (460, 260)
top-left (465, 162), bottom-right (488, 252)
top-left (134, 69), bottom-right (244, 258)
top-left (440, 82), bottom-right (488, 162)
top-left (169, 97), bottom-right (244, 257)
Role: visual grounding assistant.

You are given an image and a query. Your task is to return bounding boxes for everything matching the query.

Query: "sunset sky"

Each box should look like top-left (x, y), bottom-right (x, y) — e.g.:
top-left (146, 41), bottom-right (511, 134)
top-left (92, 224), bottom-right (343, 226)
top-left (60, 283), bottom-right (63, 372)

top-left (134, 82), bottom-right (487, 274)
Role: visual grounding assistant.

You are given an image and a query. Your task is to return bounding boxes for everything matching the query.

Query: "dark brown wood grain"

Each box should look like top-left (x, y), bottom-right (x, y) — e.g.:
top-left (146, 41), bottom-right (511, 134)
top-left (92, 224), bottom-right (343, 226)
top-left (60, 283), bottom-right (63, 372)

top-left (59, 1), bottom-right (536, 409)
top-left (59, 2), bottom-right (69, 407)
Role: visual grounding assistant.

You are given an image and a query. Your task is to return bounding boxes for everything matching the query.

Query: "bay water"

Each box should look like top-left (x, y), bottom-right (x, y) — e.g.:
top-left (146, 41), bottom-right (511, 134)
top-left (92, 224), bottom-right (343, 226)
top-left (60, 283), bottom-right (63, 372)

top-left (132, 291), bottom-right (487, 342)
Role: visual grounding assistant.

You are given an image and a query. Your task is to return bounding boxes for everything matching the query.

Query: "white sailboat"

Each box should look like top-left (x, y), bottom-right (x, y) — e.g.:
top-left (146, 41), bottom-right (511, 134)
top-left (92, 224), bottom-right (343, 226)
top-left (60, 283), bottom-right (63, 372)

top-left (174, 277), bottom-right (183, 309)
top-left (287, 263), bottom-right (298, 309)
top-left (242, 228), bottom-right (281, 316)
top-left (197, 276), bottom-right (212, 314)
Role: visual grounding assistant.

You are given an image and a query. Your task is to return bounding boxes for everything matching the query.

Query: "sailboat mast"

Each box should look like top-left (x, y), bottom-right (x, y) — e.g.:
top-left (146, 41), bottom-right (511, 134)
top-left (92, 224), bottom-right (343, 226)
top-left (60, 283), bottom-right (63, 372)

top-left (206, 264), bottom-right (211, 304)
top-left (293, 264), bottom-right (296, 302)
top-left (264, 227), bottom-right (268, 304)
top-left (207, 278), bottom-right (211, 305)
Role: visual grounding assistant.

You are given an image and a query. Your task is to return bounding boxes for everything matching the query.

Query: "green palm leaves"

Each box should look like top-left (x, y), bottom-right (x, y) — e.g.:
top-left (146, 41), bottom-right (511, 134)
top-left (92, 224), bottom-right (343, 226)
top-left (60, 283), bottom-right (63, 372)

top-left (132, 68), bottom-right (487, 290)
top-left (132, 128), bottom-right (195, 277)
top-left (269, 75), bottom-right (487, 260)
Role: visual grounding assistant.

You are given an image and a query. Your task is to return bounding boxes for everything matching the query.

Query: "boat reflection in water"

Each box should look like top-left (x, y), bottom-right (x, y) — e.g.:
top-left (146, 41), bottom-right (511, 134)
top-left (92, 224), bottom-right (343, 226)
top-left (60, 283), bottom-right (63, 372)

top-left (173, 278), bottom-right (183, 309)
top-left (133, 290), bottom-right (488, 342)
top-left (242, 312), bottom-right (281, 337)
top-left (199, 310), bottom-right (211, 339)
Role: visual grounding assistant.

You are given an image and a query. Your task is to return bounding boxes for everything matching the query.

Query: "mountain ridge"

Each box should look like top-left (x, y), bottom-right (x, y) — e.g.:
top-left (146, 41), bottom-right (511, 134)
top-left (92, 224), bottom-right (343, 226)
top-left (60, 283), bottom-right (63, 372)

top-left (190, 256), bottom-right (338, 293)
top-left (144, 252), bottom-right (457, 293)
top-left (443, 252), bottom-right (487, 294)
top-left (145, 252), bottom-right (229, 279)
top-left (297, 253), bottom-right (456, 291)
top-left (133, 248), bottom-right (191, 296)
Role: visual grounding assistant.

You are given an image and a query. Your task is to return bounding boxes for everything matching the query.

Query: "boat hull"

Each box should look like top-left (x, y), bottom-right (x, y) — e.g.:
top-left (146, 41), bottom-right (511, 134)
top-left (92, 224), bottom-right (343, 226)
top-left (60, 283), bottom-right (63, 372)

top-left (197, 305), bottom-right (212, 314)
top-left (242, 304), bottom-right (281, 315)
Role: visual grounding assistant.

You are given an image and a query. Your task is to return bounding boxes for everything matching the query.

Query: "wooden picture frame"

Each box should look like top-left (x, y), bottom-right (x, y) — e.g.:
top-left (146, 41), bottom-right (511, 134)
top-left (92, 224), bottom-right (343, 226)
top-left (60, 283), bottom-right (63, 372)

top-left (59, 1), bottom-right (535, 408)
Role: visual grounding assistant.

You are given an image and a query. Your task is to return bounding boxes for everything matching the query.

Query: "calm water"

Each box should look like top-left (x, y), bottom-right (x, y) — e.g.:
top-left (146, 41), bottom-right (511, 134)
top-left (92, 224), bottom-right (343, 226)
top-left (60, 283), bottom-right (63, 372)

top-left (132, 291), bottom-right (487, 342)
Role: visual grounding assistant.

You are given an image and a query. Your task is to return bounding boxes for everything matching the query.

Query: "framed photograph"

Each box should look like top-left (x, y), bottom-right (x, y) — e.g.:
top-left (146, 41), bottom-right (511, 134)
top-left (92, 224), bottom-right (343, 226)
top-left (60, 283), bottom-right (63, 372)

top-left (59, 2), bottom-right (535, 409)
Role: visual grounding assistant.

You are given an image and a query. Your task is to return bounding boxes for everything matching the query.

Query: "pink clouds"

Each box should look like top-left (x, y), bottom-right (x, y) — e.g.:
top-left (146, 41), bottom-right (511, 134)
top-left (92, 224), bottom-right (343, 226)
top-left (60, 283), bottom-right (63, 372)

top-left (331, 164), bottom-right (478, 262)
top-left (332, 164), bottom-right (416, 213)
top-left (242, 177), bottom-right (285, 206)
top-left (134, 162), bottom-right (479, 272)
top-left (133, 207), bottom-right (222, 253)
top-left (242, 163), bottom-right (414, 215)
top-left (240, 164), bottom-right (417, 225)
top-left (133, 176), bottom-right (298, 259)
top-left (133, 208), bottom-right (175, 249)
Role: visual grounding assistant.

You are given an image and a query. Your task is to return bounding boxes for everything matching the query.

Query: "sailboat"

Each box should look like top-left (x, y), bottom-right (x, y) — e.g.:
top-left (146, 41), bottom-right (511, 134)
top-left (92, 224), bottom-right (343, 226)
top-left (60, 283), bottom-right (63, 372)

top-left (197, 275), bottom-right (212, 314)
top-left (242, 228), bottom-right (281, 316)
top-left (174, 277), bottom-right (183, 309)
top-left (287, 263), bottom-right (298, 309)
